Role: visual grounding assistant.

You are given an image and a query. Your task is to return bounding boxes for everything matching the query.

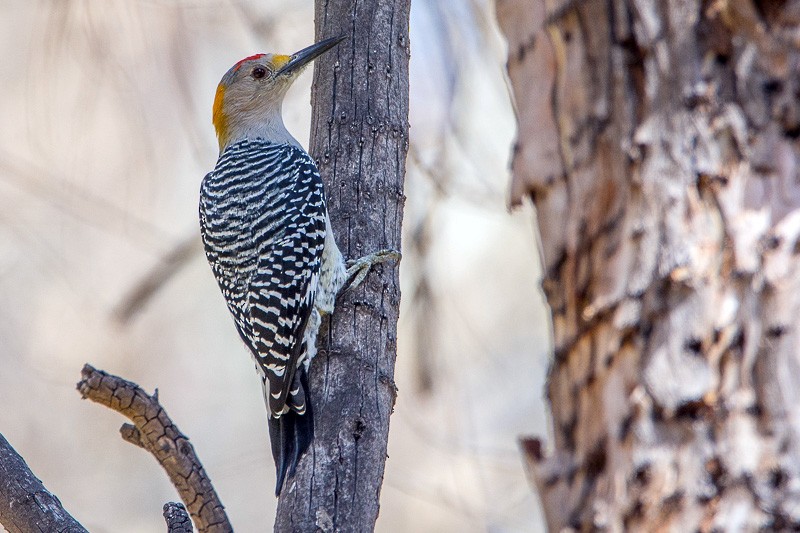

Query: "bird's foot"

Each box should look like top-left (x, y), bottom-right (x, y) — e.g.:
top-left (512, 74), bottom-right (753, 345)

top-left (344, 249), bottom-right (401, 292)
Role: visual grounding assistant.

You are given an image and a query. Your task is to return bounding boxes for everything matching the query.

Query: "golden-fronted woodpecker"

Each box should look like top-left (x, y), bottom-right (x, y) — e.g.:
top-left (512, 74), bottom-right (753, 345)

top-left (199, 36), bottom-right (397, 496)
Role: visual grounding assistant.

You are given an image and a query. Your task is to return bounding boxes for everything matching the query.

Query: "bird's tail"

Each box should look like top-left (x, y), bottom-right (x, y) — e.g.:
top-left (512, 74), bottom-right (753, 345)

top-left (268, 368), bottom-right (314, 496)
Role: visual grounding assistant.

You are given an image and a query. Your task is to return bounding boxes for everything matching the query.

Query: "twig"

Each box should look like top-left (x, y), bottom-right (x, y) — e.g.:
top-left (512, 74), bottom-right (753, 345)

top-left (164, 502), bottom-right (194, 533)
top-left (0, 432), bottom-right (87, 532)
top-left (76, 364), bottom-right (232, 533)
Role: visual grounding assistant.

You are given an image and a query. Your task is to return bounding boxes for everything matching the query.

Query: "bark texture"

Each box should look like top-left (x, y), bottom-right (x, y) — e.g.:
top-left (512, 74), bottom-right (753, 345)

top-left (0, 433), bottom-right (87, 533)
top-left (498, 0), bottom-right (800, 530)
top-left (163, 502), bottom-right (194, 533)
top-left (274, 1), bottom-right (409, 531)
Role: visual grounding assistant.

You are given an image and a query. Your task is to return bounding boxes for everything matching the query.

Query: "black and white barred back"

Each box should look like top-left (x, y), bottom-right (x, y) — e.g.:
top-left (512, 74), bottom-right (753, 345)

top-left (199, 138), bottom-right (327, 419)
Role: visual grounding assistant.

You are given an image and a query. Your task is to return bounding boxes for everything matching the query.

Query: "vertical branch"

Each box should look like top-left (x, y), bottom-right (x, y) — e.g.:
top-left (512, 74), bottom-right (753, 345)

top-left (274, 0), bottom-right (410, 530)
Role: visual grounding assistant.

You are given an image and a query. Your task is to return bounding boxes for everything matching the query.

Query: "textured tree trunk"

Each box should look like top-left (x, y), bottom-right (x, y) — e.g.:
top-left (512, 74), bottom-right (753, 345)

top-left (274, 1), bottom-right (409, 531)
top-left (498, 0), bottom-right (800, 530)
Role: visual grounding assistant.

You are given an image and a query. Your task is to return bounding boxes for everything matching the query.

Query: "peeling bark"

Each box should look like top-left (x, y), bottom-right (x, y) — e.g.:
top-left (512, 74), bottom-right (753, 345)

top-left (273, 0), bottom-right (409, 531)
top-left (499, 0), bottom-right (800, 530)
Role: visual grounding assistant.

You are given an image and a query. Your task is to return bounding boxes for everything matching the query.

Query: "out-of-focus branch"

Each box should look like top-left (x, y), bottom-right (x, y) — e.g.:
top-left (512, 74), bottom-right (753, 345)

top-left (163, 502), bottom-right (193, 533)
top-left (114, 235), bottom-right (202, 323)
top-left (0, 433), bottom-right (87, 533)
top-left (0, 149), bottom-right (170, 251)
top-left (76, 364), bottom-right (231, 533)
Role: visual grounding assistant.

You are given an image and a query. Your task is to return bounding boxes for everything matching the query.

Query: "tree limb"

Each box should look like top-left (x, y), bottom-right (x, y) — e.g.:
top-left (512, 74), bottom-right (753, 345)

top-left (76, 364), bottom-right (232, 533)
top-left (0, 432), bottom-right (87, 533)
top-left (163, 502), bottom-right (194, 533)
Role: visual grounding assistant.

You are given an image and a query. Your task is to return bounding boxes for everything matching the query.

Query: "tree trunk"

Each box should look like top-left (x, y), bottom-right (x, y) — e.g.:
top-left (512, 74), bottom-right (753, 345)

top-left (498, 0), bottom-right (800, 530)
top-left (274, 1), bottom-right (409, 531)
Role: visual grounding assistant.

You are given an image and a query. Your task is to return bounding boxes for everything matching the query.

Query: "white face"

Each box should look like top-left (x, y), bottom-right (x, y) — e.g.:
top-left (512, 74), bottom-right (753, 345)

top-left (213, 54), bottom-right (297, 149)
top-left (212, 37), bottom-right (345, 150)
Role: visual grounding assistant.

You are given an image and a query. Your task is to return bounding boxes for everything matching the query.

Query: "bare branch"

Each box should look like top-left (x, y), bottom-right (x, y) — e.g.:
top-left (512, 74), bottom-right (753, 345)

top-left (76, 364), bottom-right (232, 533)
top-left (0, 432), bottom-right (87, 533)
top-left (163, 502), bottom-right (194, 533)
top-left (120, 423), bottom-right (147, 449)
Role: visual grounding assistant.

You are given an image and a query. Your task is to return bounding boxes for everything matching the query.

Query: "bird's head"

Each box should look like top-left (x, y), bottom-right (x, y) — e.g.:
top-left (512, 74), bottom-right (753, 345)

top-left (212, 36), bottom-right (345, 152)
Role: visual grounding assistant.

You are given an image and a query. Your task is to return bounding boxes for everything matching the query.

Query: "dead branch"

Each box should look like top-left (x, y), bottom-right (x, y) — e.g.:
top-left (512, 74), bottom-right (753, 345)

top-left (76, 364), bottom-right (232, 533)
top-left (0, 432), bottom-right (87, 533)
top-left (164, 502), bottom-right (194, 533)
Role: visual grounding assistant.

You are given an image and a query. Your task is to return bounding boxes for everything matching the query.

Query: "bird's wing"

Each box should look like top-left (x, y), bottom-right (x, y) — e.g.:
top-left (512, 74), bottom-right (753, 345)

top-left (248, 169), bottom-right (325, 416)
top-left (249, 225), bottom-right (324, 417)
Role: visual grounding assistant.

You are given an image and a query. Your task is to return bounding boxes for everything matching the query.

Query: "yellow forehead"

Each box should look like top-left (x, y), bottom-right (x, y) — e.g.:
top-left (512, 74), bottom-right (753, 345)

top-left (271, 54), bottom-right (291, 70)
top-left (230, 53), bottom-right (290, 76)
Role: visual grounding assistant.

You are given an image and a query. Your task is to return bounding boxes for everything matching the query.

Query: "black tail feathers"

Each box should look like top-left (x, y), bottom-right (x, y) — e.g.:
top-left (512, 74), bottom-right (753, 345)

top-left (269, 369), bottom-right (314, 496)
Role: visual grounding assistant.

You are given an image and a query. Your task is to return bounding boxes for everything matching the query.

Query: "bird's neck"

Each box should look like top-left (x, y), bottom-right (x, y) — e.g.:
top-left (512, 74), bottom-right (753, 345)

top-left (219, 111), bottom-right (301, 153)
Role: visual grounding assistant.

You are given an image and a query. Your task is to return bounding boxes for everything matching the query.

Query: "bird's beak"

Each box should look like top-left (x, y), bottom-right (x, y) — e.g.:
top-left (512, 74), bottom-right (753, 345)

top-left (276, 36), bottom-right (346, 77)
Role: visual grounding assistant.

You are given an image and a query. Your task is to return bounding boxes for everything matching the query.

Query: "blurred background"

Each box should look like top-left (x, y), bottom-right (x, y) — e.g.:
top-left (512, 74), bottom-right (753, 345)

top-left (0, 1), bottom-right (549, 531)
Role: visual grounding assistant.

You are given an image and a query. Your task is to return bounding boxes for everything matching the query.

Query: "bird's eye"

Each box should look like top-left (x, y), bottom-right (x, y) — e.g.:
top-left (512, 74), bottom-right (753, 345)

top-left (252, 66), bottom-right (267, 79)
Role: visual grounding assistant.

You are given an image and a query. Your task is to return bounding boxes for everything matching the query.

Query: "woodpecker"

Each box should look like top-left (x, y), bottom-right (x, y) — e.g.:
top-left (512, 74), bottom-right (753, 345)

top-left (199, 36), bottom-right (397, 496)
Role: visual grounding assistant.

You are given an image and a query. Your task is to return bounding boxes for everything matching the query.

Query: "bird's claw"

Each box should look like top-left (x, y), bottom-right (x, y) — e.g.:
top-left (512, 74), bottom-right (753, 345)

top-left (345, 249), bottom-right (401, 292)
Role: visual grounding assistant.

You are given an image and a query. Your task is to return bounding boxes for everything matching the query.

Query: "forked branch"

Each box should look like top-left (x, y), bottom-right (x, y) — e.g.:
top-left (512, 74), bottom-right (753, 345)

top-left (77, 364), bottom-right (232, 533)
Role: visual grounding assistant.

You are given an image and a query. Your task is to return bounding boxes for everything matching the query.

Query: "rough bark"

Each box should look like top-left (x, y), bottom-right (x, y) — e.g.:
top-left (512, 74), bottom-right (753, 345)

top-left (0, 433), bottom-right (87, 533)
top-left (163, 502), bottom-right (194, 533)
top-left (273, 1), bottom-right (409, 531)
top-left (77, 364), bottom-right (231, 532)
top-left (498, 0), bottom-right (800, 531)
